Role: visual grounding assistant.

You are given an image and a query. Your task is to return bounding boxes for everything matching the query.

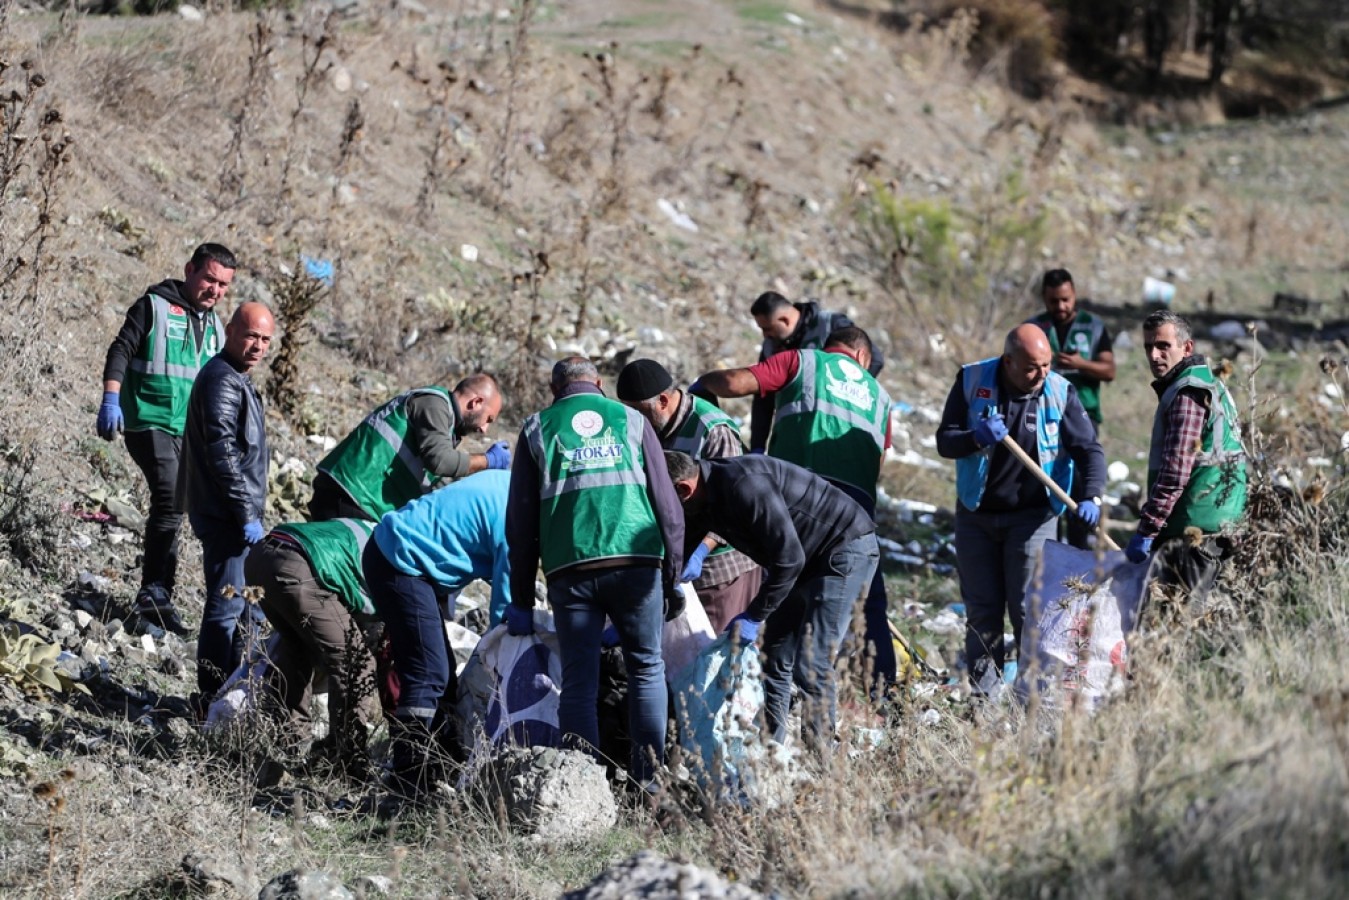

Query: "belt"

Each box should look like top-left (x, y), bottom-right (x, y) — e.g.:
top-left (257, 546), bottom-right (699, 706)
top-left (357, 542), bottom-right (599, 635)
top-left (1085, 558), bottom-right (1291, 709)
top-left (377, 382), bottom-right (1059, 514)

top-left (262, 532), bottom-right (303, 552)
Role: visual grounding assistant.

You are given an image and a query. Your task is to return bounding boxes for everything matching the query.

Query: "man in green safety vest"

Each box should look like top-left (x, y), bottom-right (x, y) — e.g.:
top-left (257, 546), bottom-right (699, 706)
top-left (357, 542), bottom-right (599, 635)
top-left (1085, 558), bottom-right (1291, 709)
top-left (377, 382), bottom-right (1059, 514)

top-left (696, 326), bottom-right (898, 692)
top-left (97, 243), bottom-right (237, 633)
top-left (1027, 268), bottom-right (1117, 550)
top-left (1127, 310), bottom-right (1246, 607)
top-left (505, 357), bottom-right (684, 794)
top-left (615, 357), bottom-right (761, 632)
top-left (308, 374), bottom-right (510, 521)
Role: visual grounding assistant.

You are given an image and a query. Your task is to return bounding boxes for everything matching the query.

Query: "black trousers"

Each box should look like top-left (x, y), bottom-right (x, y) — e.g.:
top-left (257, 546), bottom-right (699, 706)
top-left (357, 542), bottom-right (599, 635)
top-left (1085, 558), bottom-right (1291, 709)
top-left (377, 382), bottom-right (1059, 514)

top-left (1145, 533), bottom-right (1233, 608)
top-left (308, 470), bottom-right (375, 522)
top-left (124, 428), bottom-right (183, 595)
top-left (1064, 418), bottom-right (1100, 551)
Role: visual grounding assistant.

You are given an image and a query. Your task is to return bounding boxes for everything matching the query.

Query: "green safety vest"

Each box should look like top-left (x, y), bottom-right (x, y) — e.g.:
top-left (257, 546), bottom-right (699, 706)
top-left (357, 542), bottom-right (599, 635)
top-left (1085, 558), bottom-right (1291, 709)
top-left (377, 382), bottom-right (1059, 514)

top-left (1147, 362), bottom-right (1247, 538)
top-left (768, 349), bottom-right (891, 499)
top-left (1032, 311), bottom-right (1107, 423)
top-left (667, 396), bottom-right (745, 458)
top-left (523, 394), bottom-right (664, 575)
top-left (273, 518), bottom-right (376, 616)
top-left (122, 294), bottom-right (223, 435)
top-left (317, 387), bottom-right (455, 520)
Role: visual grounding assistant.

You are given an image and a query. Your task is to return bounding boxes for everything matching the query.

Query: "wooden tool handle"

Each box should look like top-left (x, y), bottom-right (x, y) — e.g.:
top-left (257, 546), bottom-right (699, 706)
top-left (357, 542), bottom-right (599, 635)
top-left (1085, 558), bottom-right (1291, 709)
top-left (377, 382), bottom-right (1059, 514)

top-left (999, 434), bottom-right (1121, 551)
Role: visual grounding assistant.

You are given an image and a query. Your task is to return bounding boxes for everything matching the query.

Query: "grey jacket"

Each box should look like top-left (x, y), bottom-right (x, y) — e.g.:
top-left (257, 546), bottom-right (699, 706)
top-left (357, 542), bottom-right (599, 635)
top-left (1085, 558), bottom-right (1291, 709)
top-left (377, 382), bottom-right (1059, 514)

top-left (182, 353), bottom-right (268, 526)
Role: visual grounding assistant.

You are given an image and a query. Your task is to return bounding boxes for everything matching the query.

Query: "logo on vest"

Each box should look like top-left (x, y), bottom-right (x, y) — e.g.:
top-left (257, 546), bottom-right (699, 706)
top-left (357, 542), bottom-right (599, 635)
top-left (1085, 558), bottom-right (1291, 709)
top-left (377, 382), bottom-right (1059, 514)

top-left (976, 387), bottom-right (992, 399)
top-left (169, 304), bottom-right (184, 316)
top-left (824, 359), bottom-right (873, 408)
top-left (571, 410), bottom-right (604, 438)
top-left (565, 412), bottom-right (623, 470)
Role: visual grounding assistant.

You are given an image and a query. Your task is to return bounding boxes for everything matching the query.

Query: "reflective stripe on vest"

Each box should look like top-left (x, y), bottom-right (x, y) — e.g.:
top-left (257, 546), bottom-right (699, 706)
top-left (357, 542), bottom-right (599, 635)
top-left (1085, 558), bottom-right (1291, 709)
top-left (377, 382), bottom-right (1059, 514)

top-left (954, 358), bottom-right (1073, 513)
top-left (122, 294), bottom-right (223, 434)
top-left (1034, 311), bottom-right (1106, 422)
top-left (773, 351), bottom-right (888, 451)
top-left (273, 517), bottom-right (376, 616)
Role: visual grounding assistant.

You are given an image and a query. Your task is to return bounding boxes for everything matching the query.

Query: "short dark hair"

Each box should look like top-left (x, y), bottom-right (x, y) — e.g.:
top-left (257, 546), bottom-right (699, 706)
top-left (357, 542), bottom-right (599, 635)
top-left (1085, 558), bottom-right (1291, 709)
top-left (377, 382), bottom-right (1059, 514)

top-left (1041, 268), bottom-right (1073, 293)
top-left (663, 450), bottom-right (699, 484)
top-left (550, 356), bottom-right (599, 393)
top-left (1142, 309), bottom-right (1192, 344)
top-left (825, 325), bottom-right (870, 354)
top-left (749, 291), bottom-right (792, 317)
top-left (189, 243), bottom-right (239, 271)
top-left (453, 372), bottom-right (500, 398)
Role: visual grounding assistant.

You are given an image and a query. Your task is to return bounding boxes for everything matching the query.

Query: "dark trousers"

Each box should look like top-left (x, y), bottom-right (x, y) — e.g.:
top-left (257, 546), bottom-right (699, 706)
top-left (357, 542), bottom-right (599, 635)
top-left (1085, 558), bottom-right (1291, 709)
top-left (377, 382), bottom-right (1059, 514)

top-left (1145, 533), bottom-right (1232, 609)
top-left (308, 471), bottom-right (374, 523)
top-left (246, 537), bottom-right (378, 757)
top-left (1063, 418), bottom-right (1100, 551)
top-left (362, 539), bottom-right (451, 722)
top-left (190, 513), bottom-right (265, 697)
top-left (832, 481), bottom-right (896, 688)
top-left (124, 429), bottom-right (183, 595)
top-left (693, 566), bottom-right (761, 634)
top-left (549, 565), bottom-right (667, 785)
top-left (761, 533), bottom-right (879, 751)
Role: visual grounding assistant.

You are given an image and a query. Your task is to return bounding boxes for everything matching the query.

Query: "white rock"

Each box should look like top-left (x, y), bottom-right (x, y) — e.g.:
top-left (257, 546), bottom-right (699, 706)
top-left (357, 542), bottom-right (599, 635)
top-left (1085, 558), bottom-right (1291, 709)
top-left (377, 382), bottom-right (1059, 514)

top-left (784, 12), bottom-right (805, 25)
top-left (177, 4), bottom-right (204, 21)
top-left (141, 633), bottom-right (156, 656)
top-left (331, 67), bottom-right (352, 93)
top-left (460, 244), bottom-right (479, 262)
top-left (919, 709), bottom-right (941, 726)
top-left (75, 610), bottom-right (93, 630)
top-left (1341, 431), bottom-right (1349, 452)
top-left (1324, 382), bottom-right (1341, 399)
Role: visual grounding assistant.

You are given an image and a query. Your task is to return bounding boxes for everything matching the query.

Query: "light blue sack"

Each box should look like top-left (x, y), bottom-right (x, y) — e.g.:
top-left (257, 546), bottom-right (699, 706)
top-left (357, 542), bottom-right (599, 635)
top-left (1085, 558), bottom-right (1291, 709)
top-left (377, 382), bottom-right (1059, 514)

top-left (672, 632), bottom-right (767, 801)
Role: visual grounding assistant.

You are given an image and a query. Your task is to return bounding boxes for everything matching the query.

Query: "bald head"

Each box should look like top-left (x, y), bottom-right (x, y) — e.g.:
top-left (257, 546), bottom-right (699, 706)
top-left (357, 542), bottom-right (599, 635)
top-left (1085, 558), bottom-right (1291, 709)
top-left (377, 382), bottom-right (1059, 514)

top-left (224, 302), bottom-right (274, 372)
top-left (1001, 323), bottom-right (1052, 394)
top-left (452, 372), bottom-right (502, 436)
top-left (550, 356), bottom-right (600, 397)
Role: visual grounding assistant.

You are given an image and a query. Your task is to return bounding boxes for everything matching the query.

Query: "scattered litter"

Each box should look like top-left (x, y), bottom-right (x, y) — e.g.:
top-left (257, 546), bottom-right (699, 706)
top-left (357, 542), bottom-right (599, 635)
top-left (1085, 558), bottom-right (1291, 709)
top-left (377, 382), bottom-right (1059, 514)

top-left (460, 244), bottom-right (479, 262)
top-left (656, 198), bottom-right (698, 233)
top-left (918, 709), bottom-right (941, 726)
top-left (1107, 461), bottom-right (1130, 483)
top-left (306, 434), bottom-right (338, 452)
top-left (784, 12), bottom-right (805, 25)
top-left (71, 510), bottom-right (112, 524)
top-left (885, 448), bottom-right (945, 470)
top-left (302, 256), bottom-right (334, 286)
top-left (921, 610), bottom-right (964, 636)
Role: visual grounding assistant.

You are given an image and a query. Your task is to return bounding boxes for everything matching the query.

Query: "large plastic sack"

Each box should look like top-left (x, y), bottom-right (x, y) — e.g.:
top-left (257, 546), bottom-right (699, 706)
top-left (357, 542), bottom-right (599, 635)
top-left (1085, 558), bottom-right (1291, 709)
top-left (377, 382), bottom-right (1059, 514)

top-left (661, 583), bottom-right (715, 685)
top-left (204, 633), bottom-right (283, 731)
top-left (672, 632), bottom-right (797, 804)
top-left (1014, 541), bottom-right (1148, 712)
top-left (460, 609), bottom-right (562, 777)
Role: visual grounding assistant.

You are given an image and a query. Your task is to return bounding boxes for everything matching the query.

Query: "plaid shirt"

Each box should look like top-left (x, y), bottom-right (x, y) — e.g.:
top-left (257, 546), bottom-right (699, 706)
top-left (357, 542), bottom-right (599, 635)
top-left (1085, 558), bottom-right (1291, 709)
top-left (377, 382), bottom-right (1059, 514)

top-left (1138, 386), bottom-right (1208, 539)
top-left (659, 391), bottom-right (760, 586)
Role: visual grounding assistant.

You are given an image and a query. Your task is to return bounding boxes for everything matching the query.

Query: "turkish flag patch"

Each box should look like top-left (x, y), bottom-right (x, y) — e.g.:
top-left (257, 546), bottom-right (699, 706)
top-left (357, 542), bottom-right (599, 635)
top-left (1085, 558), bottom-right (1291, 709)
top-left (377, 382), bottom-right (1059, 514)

top-left (169, 305), bottom-right (184, 315)
top-left (975, 387), bottom-right (992, 399)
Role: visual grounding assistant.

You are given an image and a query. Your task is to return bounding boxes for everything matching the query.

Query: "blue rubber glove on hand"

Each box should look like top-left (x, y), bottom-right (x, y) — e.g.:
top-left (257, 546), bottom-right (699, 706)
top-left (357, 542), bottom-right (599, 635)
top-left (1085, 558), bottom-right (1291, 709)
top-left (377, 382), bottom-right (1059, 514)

top-left (242, 520), bottom-right (266, 544)
top-left (1074, 500), bottom-right (1101, 527)
top-left (1125, 533), bottom-right (1153, 564)
top-left (97, 391), bottom-right (123, 441)
top-left (681, 543), bottom-right (712, 583)
top-left (972, 412), bottom-right (1009, 448)
top-left (726, 613), bottom-right (760, 644)
top-left (600, 624), bottom-right (620, 647)
top-left (484, 441), bottom-right (511, 470)
top-left (505, 604), bottom-right (534, 636)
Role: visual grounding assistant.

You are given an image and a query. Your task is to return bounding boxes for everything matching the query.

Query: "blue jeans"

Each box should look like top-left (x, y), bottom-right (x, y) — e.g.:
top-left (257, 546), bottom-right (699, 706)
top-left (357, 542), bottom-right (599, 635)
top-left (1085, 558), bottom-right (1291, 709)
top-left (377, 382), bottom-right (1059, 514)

top-left (190, 513), bottom-right (265, 696)
top-left (761, 533), bottom-right (880, 750)
top-left (549, 566), bottom-right (666, 784)
top-left (955, 506), bottom-right (1057, 684)
top-left (831, 481), bottom-right (896, 689)
top-left (363, 540), bottom-right (450, 722)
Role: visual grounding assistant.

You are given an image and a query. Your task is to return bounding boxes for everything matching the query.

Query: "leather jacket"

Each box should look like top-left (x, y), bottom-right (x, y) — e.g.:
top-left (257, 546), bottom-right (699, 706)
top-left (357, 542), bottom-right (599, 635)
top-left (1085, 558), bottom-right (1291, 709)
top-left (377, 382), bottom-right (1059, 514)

top-left (181, 352), bottom-right (268, 526)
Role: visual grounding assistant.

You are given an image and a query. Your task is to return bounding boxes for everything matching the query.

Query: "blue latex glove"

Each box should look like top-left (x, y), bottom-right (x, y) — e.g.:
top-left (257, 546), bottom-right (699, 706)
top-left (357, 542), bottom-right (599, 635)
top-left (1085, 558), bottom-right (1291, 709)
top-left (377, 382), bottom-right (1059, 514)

top-left (242, 520), bottom-right (266, 544)
top-left (726, 613), bottom-right (760, 644)
top-left (972, 412), bottom-right (1009, 448)
top-left (1074, 500), bottom-right (1100, 527)
top-left (505, 604), bottom-right (534, 636)
top-left (681, 543), bottom-right (711, 583)
top-left (748, 448), bottom-right (765, 456)
top-left (484, 441), bottom-right (511, 470)
top-left (600, 624), bottom-right (620, 647)
top-left (97, 391), bottom-right (123, 441)
top-left (1125, 533), bottom-right (1153, 564)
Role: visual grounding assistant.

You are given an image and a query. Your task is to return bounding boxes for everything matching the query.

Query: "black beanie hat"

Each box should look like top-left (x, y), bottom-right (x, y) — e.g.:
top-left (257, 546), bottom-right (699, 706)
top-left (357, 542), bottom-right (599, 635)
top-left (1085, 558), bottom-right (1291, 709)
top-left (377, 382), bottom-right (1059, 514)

top-left (616, 358), bottom-right (674, 402)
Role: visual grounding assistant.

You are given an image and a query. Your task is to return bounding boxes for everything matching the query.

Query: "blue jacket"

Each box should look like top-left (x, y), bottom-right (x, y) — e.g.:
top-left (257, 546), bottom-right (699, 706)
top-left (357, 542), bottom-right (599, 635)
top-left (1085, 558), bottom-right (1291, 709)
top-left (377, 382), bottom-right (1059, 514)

top-left (936, 358), bottom-right (1104, 514)
top-left (373, 469), bottom-right (513, 625)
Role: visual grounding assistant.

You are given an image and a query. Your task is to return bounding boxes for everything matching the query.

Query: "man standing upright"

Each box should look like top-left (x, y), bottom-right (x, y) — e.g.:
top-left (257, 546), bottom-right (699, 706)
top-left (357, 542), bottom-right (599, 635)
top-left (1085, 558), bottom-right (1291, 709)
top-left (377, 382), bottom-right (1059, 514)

top-left (183, 302), bottom-right (275, 699)
top-left (747, 291), bottom-right (884, 452)
top-left (505, 357), bottom-right (684, 792)
top-left (309, 375), bottom-right (509, 521)
top-left (97, 243), bottom-right (237, 632)
top-left (1027, 268), bottom-right (1116, 549)
top-left (1128, 311), bottom-right (1246, 605)
top-left (936, 324), bottom-right (1105, 689)
top-left (697, 326), bottom-right (897, 689)
top-left (615, 358), bottom-right (761, 631)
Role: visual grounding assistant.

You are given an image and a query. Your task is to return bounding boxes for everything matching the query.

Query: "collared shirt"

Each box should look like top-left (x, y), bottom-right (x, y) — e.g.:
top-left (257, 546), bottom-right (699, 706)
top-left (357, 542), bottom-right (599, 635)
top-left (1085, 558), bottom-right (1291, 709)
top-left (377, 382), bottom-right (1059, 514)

top-left (1138, 360), bottom-right (1210, 539)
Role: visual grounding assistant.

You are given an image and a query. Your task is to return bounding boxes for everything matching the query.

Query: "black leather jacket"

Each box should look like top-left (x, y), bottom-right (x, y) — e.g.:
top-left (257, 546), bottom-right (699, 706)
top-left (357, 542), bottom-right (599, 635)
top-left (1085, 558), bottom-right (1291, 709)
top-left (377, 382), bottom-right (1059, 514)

top-left (181, 353), bottom-right (268, 526)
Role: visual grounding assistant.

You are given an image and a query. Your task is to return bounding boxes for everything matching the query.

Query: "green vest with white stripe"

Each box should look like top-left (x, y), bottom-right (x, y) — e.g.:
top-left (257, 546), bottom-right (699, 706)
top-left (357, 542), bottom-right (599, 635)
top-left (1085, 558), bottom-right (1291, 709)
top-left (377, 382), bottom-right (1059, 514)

top-left (1147, 362), bottom-right (1247, 538)
top-left (525, 394), bottom-right (664, 575)
top-left (768, 349), bottom-right (891, 499)
top-left (1032, 311), bottom-right (1107, 423)
top-left (273, 518), bottom-right (376, 616)
top-left (317, 387), bottom-right (456, 520)
top-left (122, 294), bottom-right (224, 435)
top-left (667, 396), bottom-right (745, 458)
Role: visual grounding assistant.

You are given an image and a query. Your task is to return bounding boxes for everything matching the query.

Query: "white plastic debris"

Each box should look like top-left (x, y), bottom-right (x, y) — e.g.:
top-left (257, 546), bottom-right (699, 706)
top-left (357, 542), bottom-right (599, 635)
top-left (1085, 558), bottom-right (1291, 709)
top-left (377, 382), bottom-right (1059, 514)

top-left (460, 244), bottom-right (479, 262)
top-left (656, 198), bottom-right (698, 232)
top-left (1107, 461), bottom-right (1130, 483)
top-left (307, 434), bottom-right (338, 452)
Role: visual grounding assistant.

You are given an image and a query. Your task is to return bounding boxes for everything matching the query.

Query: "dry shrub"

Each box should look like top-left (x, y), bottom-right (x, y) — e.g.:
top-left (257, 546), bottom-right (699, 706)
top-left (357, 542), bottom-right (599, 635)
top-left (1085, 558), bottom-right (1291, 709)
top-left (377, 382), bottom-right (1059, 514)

top-left (927, 0), bottom-right (1061, 97)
